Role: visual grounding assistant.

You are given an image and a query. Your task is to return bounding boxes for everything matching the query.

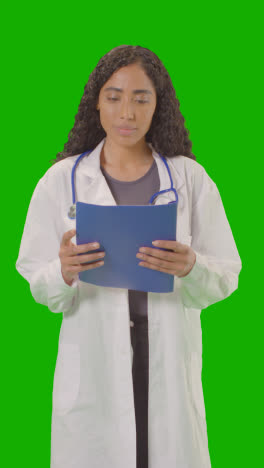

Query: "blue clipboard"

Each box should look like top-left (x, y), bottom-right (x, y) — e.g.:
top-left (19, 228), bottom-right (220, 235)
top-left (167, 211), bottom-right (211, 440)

top-left (76, 201), bottom-right (177, 292)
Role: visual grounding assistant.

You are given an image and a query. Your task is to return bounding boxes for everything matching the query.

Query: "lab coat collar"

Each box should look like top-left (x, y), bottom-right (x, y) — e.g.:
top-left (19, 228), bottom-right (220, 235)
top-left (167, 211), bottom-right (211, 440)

top-left (77, 137), bottom-right (185, 196)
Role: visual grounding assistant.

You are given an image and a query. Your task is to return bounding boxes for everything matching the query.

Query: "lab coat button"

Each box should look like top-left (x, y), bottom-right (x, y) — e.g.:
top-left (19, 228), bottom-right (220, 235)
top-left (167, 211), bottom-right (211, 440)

top-left (130, 320), bottom-right (134, 327)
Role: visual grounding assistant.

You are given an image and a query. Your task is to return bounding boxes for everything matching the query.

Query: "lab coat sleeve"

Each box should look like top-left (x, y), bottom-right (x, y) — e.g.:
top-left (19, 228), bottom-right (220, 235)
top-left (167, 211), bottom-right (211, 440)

top-left (15, 176), bottom-right (78, 313)
top-left (179, 164), bottom-right (242, 310)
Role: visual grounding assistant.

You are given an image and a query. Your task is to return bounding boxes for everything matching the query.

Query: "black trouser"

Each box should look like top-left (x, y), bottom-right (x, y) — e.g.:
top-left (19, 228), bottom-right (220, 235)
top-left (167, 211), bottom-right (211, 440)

top-left (130, 320), bottom-right (149, 468)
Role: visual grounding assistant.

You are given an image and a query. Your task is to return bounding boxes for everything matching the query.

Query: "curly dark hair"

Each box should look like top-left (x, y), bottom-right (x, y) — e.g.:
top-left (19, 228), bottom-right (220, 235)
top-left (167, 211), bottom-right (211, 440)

top-left (49, 45), bottom-right (196, 166)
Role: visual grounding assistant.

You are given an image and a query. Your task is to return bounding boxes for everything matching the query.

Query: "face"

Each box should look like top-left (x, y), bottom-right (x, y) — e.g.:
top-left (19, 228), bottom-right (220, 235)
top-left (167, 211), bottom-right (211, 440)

top-left (96, 63), bottom-right (157, 145)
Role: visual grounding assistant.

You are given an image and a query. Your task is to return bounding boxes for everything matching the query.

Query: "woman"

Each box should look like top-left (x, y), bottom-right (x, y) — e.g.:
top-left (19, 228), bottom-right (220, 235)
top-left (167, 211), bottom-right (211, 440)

top-left (16, 45), bottom-right (242, 468)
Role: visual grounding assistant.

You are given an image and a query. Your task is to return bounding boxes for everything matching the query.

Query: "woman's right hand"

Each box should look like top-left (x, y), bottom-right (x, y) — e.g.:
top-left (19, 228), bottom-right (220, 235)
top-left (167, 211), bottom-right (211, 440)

top-left (59, 229), bottom-right (105, 286)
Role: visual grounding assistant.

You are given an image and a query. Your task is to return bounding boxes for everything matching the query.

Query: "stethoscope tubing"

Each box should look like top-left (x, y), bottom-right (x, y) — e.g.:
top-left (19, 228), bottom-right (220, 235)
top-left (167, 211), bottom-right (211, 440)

top-left (68, 149), bottom-right (178, 219)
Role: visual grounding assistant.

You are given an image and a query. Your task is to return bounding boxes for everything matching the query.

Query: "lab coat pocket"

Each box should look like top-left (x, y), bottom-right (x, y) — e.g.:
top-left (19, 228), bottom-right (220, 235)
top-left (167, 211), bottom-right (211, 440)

top-left (190, 351), bottom-right (206, 419)
top-left (52, 343), bottom-right (80, 415)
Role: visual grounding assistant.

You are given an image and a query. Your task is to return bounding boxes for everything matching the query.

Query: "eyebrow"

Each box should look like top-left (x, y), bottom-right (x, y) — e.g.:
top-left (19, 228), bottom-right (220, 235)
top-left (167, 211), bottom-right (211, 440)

top-left (104, 87), bottom-right (152, 95)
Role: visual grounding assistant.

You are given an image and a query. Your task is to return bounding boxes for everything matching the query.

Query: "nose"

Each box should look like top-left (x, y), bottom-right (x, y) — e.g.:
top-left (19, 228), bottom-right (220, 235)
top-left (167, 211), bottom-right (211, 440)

top-left (120, 97), bottom-right (135, 119)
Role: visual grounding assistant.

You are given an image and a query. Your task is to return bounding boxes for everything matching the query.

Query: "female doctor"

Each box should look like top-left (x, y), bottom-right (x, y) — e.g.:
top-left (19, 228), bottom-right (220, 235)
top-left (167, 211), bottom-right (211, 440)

top-left (16, 45), bottom-right (242, 468)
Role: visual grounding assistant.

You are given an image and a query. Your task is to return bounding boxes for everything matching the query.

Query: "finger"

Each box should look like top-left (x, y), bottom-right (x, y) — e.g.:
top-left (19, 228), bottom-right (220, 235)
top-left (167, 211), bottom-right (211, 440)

top-left (152, 240), bottom-right (187, 252)
top-left (138, 247), bottom-right (185, 263)
top-left (137, 253), bottom-right (177, 270)
top-left (73, 242), bottom-right (101, 254)
top-left (139, 261), bottom-right (175, 275)
top-left (69, 260), bottom-right (104, 272)
top-left (61, 229), bottom-right (76, 246)
top-left (69, 251), bottom-right (105, 265)
top-left (69, 242), bottom-right (101, 257)
top-left (81, 260), bottom-right (104, 270)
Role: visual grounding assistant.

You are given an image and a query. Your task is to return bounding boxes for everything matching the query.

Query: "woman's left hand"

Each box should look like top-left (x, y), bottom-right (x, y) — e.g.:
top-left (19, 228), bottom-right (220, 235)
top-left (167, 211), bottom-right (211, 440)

top-left (136, 240), bottom-right (196, 277)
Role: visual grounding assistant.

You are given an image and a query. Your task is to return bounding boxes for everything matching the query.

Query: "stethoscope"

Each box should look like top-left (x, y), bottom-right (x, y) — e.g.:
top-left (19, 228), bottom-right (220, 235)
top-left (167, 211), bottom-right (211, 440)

top-left (68, 149), bottom-right (178, 219)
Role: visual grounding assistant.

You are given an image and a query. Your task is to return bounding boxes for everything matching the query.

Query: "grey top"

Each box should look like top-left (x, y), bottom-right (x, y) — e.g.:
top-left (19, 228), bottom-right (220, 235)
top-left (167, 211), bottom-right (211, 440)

top-left (100, 159), bottom-right (160, 323)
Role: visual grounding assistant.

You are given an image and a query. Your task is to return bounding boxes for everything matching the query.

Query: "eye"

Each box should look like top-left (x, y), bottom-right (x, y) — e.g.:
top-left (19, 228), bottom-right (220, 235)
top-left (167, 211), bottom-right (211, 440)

top-left (107, 97), bottom-right (148, 104)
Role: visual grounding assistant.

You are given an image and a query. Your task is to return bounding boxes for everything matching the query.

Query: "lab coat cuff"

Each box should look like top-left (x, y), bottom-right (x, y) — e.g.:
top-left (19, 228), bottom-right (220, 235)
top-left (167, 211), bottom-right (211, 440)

top-left (49, 257), bottom-right (78, 295)
top-left (179, 250), bottom-right (206, 283)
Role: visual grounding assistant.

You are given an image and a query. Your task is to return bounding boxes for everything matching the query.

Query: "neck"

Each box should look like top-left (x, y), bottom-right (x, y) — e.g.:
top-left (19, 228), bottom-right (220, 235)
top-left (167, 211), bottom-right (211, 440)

top-left (101, 138), bottom-right (153, 169)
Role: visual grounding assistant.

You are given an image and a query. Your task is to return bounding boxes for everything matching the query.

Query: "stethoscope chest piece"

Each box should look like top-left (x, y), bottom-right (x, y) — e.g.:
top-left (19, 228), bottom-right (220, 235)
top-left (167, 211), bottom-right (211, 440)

top-left (68, 204), bottom-right (76, 219)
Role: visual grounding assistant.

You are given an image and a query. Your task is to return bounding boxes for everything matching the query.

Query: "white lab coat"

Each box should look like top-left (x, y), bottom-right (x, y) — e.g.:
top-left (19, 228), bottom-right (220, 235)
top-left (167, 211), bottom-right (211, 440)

top-left (16, 137), bottom-right (242, 468)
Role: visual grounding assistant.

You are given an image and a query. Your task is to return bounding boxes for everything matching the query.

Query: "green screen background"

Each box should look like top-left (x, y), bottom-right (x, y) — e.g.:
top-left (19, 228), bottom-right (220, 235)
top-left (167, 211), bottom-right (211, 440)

top-left (2, 1), bottom-right (261, 467)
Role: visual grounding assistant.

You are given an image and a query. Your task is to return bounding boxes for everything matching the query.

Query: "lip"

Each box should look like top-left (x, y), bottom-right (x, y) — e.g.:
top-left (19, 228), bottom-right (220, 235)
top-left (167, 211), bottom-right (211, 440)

top-left (116, 127), bottom-right (137, 135)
